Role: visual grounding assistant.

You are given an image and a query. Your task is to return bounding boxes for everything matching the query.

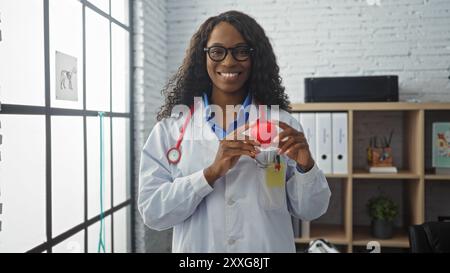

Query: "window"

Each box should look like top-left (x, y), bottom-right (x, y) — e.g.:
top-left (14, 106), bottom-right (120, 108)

top-left (49, 0), bottom-right (84, 109)
top-left (52, 230), bottom-right (84, 253)
top-left (88, 0), bottom-right (109, 14)
top-left (0, 0), bottom-right (133, 253)
top-left (0, 0), bottom-right (45, 106)
top-left (51, 116), bottom-right (84, 237)
top-left (0, 115), bottom-right (46, 253)
top-left (85, 8), bottom-right (110, 112)
top-left (111, 0), bottom-right (129, 26)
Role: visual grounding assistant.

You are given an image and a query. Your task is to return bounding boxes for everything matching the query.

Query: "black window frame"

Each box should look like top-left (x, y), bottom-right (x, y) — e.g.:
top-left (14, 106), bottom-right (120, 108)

top-left (0, 0), bottom-right (135, 253)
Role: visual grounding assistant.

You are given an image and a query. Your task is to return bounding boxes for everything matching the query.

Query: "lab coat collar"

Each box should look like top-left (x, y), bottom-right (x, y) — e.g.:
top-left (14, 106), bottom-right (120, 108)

top-left (202, 91), bottom-right (252, 139)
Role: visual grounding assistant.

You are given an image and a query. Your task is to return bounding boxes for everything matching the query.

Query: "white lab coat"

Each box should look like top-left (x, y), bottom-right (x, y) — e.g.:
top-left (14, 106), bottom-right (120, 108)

top-left (138, 99), bottom-right (331, 253)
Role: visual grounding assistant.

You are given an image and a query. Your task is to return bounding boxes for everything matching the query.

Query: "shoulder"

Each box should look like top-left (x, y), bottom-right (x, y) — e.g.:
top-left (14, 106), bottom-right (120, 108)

top-left (143, 117), bottom-right (179, 152)
top-left (151, 115), bottom-right (184, 136)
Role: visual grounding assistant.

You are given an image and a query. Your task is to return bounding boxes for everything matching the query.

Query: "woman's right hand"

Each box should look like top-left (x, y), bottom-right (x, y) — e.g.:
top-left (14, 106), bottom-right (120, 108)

top-left (204, 125), bottom-right (260, 185)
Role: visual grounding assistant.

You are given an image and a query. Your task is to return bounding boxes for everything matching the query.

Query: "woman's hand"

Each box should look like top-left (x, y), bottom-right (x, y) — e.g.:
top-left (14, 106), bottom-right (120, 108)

top-left (274, 121), bottom-right (315, 172)
top-left (204, 125), bottom-right (260, 185)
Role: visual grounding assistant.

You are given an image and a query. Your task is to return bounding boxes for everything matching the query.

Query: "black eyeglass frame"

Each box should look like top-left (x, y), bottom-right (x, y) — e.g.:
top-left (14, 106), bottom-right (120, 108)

top-left (203, 45), bottom-right (254, 62)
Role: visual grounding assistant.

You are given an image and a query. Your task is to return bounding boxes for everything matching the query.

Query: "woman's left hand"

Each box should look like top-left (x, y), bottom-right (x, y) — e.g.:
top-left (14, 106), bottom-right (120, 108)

top-left (274, 121), bottom-right (315, 172)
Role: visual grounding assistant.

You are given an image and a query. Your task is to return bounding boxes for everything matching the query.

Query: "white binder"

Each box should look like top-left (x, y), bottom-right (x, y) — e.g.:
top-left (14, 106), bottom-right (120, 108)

top-left (332, 113), bottom-right (348, 174)
top-left (301, 220), bottom-right (310, 239)
top-left (315, 113), bottom-right (332, 174)
top-left (299, 113), bottom-right (316, 161)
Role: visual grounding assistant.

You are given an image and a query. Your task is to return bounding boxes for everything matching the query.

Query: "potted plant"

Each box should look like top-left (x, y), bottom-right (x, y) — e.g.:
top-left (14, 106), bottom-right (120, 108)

top-left (366, 195), bottom-right (398, 239)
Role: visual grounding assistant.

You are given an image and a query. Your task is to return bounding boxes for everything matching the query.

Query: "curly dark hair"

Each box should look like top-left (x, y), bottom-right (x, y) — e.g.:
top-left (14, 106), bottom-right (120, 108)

top-left (157, 10), bottom-right (291, 121)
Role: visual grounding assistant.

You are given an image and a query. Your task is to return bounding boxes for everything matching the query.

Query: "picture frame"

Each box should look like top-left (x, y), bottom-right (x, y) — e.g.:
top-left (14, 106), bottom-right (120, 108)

top-left (55, 51), bottom-right (78, 102)
top-left (432, 122), bottom-right (450, 169)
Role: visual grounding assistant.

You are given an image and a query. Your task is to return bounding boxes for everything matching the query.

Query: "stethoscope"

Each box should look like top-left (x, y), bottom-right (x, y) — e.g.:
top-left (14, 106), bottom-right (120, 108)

top-left (166, 105), bottom-right (194, 164)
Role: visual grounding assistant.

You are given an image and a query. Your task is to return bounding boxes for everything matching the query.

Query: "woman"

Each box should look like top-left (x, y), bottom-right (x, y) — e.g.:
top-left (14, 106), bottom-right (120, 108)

top-left (138, 10), bottom-right (331, 252)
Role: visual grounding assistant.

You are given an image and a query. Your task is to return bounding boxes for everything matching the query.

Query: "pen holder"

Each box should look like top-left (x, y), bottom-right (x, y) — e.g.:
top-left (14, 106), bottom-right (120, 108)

top-left (367, 147), bottom-right (393, 167)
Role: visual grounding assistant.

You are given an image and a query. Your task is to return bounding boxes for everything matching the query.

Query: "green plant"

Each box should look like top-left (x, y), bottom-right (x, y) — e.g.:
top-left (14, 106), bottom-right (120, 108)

top-left (366, 195), bottom-right (398, 221)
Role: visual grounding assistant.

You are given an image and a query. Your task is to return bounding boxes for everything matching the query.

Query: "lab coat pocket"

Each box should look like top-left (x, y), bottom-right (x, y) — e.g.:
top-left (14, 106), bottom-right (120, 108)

top-left (258, 160), bottom-right (287, 211)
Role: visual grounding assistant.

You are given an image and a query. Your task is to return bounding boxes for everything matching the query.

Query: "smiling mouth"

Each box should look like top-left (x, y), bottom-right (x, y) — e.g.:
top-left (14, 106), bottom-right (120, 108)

top-left (217, 72), bottom-right (242, 80)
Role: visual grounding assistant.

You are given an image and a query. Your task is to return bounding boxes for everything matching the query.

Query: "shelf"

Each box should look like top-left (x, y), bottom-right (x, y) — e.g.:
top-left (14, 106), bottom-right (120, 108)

top-left (325, 173), bottom-right (349, 178)
top-left (352, 226), bottom-right (410, 248)
top-left (291, 102), bottom-right (450, 112)
top-left (352, 169), bottom-right (420, 179)
top-left (289, 102), bottom-right (450, 253)
top-left (294, 224), bottom-right (348, 245)
top-left (424, 174), bottom-right (450, 181)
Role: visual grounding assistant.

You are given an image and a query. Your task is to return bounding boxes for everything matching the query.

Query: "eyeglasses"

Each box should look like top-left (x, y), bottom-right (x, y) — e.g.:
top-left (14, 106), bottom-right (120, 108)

top-left (204, 45), bottom-right (254, 62)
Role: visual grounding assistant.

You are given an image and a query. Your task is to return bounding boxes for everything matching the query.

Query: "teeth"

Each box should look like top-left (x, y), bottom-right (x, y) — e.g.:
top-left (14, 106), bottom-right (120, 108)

top-left (220, 72), bottom-right (239, 78)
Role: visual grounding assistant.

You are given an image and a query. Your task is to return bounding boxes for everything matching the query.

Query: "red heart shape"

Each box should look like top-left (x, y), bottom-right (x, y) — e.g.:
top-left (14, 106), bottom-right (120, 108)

top-left (251, 119), bottom-right (277, 144)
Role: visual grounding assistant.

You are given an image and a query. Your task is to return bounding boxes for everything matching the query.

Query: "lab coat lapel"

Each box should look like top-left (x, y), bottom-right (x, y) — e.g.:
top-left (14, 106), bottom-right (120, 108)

top-left (172, 100), bottom-right (218, 174)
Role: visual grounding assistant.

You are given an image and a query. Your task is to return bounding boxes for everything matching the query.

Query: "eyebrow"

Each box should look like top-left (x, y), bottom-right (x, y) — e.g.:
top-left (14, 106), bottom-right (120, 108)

top-left (208, 42), bottom-right (249, 47)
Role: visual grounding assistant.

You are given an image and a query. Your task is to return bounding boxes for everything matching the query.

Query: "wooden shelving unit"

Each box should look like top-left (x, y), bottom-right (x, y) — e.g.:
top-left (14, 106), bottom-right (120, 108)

top-left (295, 224), bottom-right (349, 245)
top-left (352, 226), bottom-right (410, 248)
top-left (291, 102), bottom-right (450, 253)
top-left (352, 170), bottom-right (420, 179)
top-left (424, 174), bottom-right (450, 181)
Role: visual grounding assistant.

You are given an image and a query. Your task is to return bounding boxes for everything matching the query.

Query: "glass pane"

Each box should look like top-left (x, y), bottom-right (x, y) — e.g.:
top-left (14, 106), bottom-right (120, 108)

top-left (51, 116), bottom-right (84, 237)
top-left (86, 9), bottom-right (110, 112)
top-left (111, 24), bottom-right (130, 113)
top-left (0, 115), bottom-right (46, 252)
top-left (88, 0), bottom-right (110, 14)
top-left (112, 118), bottom-right (130, 206)
top-left (88, 216), bottom-right (111, 253)
top-left (87, 116), bottom-right (111, 219)
top-left (111, 0), bottom-right (129, 26)
top-left (0, 0), bottom-right (45, 106)
top-left (113, 206), bottom-right (130, 253)
top-left (49, 0), bottom-right (83, 109)
top-left (52, 230), bottom-right (84, 253)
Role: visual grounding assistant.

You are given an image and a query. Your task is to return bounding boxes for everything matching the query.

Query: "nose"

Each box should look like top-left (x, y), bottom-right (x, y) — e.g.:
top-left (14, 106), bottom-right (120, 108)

top-left (222, 49), bottom-right (237, 66)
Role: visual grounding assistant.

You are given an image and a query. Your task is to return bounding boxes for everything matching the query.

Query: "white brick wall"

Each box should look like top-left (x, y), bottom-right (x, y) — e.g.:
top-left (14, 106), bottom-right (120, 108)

top-left (166, 0), bottom-right (450, 103)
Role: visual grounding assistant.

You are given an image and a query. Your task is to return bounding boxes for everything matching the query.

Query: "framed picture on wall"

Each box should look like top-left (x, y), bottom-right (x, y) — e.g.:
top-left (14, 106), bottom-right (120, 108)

top-left (55, 51), bottom-right (78, 102)
top-left (432, 122), bottom-right (450, 174)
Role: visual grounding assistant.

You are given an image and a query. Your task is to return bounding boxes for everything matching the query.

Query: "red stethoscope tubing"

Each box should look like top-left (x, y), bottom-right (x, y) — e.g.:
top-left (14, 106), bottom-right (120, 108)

top-left (167, 105), bottom-right (194, 164)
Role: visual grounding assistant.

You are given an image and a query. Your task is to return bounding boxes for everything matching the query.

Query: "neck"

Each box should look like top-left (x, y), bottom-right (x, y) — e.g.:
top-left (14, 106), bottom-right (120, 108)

top-left (210, 88), bottom-right (247, 112)
top-left (210, 88), bottom-right (247, 129)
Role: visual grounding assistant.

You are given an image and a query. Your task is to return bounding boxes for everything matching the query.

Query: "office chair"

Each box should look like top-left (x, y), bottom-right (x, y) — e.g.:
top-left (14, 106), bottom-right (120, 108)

top-left (409, 221), bottom-right (450, 253)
